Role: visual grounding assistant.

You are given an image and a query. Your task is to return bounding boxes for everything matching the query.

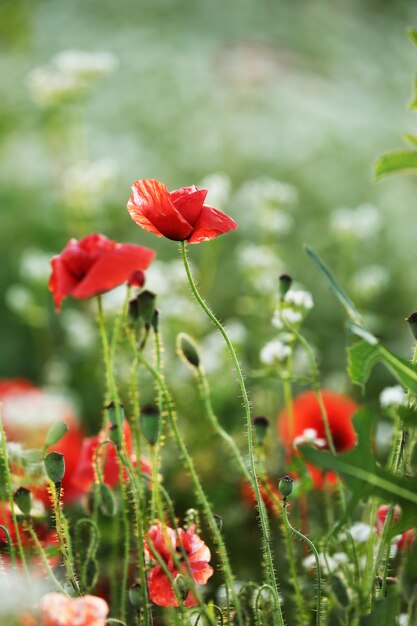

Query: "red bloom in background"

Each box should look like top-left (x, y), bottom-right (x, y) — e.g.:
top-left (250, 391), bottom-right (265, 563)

top-left (49, 233), bottom-right (155, 311)
top-left (127, 178), bottom-right (237, 243)
top-left (240, 478), bottom-right (281, 513)
top-left (145, 523), bottom-right (213, 607)
top-left (278, 390), bottom-right (358, 488)
top-left (71, 420), bottom-right (150, 494)
top-left (37, 593), bottom-right (109, 626)
top-left (376, 504), bottom-right (415, 553)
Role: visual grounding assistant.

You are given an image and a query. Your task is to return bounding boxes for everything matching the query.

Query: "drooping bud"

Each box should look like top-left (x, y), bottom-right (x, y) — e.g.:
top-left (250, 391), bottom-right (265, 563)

top-left (278, 475), bottom-right (293, 498)
top-left (406, 311), bottom-right (417, 341)
top-left (177, 332), bottom-right (201, 369)
top-left (44, 451), bottom-right (65, 484)
top-left (105, 402), bottom-right (125, 427)
top-left (128, 270), bottom-right (146, 288)
top-left (140, 405), bottom-right (161, 446)
top-left (252, 416), bottom-right (270, 446)
top-left (45, 421), bottom-right (68, 449)
top-left (109, 424), bottom-right (122, 448)
top-left (98, 482), bottom-right (117, 517)
top-left (129, 583), bottom-right (142, 608)
top-left (278, 274), bottom-right (292, 300)
top-left (174, 574), bottom-right (191, 602)
top-left (13, 487), bottom-right (32, 517)
top-left (133, 290), bottom-right (156, 329)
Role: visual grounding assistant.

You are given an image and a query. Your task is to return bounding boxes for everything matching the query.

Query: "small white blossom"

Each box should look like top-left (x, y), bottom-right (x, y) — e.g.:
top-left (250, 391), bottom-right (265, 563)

top-left (260, 340), bottom-right (291, 365)
top-left (199, 173), bottom-right (231, 209)
top-left (53, 50), bottom-right (118, 80)
top-left (20, 249), bottom-right (52, 282)
top-left (63, 158), bottom-right (118, 208)
top-left (302, 553), bottom-right (336, 574)
top-left (280, 309), bottom-right (302, 325)
top-left (351, 265), bottom-right (389, 299)
top-left (285, 289), bottom-right (314, 310)
top-left (330, 204), bottom-right (382, 240)
top-left (399, 614), bottom-right (409, 626)
top-left (293, 428), bottom-right (327, 449)
top-left (347, 522), bottom-right (372, 543)
top-left (380, 385), bottom-right (406, 409)
top-left (26, 67), bottom-right (81, 107)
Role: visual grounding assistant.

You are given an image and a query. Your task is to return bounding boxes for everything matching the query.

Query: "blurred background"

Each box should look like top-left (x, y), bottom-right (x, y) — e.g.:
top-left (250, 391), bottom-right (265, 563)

top-left (2, 0), bottom-right (417, 588)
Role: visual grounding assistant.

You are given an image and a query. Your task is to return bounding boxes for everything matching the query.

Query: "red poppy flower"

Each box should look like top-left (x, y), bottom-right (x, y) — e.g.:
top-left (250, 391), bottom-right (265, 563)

top-left (376, 504), bottom-right (415, 553)
top-left (278, 390), bottom-right (358, 488)
top-left (240, 478), bottom-right (281, 513)
top-left (127, 178), bottom-right (237, 243)
top-left (71, 420), bottom-right (150, 494)
top-left (49, 233), bottom-right (156, 312)
top-left (145, 523), bottom-right (213, 607)
top-left (37, 593), bottom-right (109, 626)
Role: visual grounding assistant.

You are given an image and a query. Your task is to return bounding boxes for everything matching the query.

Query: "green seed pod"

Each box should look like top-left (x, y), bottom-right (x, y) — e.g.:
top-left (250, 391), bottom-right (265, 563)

top-left (177, 332), bottom-right (201, 369)
top-left (278, 475), bottom-right (293, 498)
top-left (105, 402), bottom-right (125, 427)
top-left (45, 421), bottom-right (68, 449)
top-left (140, 405), bottom-right (161, 446)
top-left (13, 487), bottom-right (32, 517)
top-left (134, 290), bottom-right (157, 329)
top-left (329, 574), bottom-right (350, 608)
top-left (129, 583), bottom-right (142, 608)
top-left (174, 574), bottom-right (191, 602)
top-left (406, 311), bottom-right (417, 341)
top-left (214, 514), bottom-right (223, 532)
top-left (98, 483), bottom-right (117, 517)
top-left (252, 416), bottom-right (270, 446)
top-left (278, 274), bottom-right (292, 300)
top-left (44, 451), bottom-right (65, 484)
top-left (151, 309), bottom-right (159, 333)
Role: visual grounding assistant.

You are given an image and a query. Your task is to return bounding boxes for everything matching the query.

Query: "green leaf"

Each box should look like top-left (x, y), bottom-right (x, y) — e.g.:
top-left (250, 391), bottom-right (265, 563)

top-left (374, 150), bottom-right (417, 179)
top-left (299, 410), bottom-right (417, 532)
top-left (305, 246), bottom-right (363, 325)
top-left (403, 133), bottom-right (417, 147)
top-left (44, 421), bottom-right (68, 449)
top-left (378, 345), bottom-right (417, 396)
top-left (398, 405), bottom-right (417, 425)
top-left (359, 592), bottom-right (400, 626)
top-left (347, 341), bottom-right (380, 387)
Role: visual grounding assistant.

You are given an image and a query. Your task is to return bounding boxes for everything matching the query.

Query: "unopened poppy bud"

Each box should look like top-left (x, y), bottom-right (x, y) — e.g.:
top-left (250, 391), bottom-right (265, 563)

top-left (44, 451), bottom-right (65, 484)
top-left (253, 416), bottom-right (270, 445)
top-left (129, 583), bottom-right (142, 608)
top-left (13, 487), bottom-right (32, 517)
top-left (135, 290), bottom-right (157, 329)
top-left (177, 332), bottom-right (201, 369)
top-left (45, 421), bottom-right (68, 449)
top-left (406, 311), bottom-right (417, 341)
top-left (109, 424), bottom-right (122, 448)
top-left (174, 574), bottom-right (191, 602)
top-left (278, 274), bottom-right (292, 300)
top-left (141, 405), bottom-right (161, 446)
top-left (128, 269), bottom-right (146, 288)
top-left (105, 402), bottom-right (125, 427)
top-left (214, 514), bottom-right (223, 532)
top-left (279, 475), bottom-right (293, 498)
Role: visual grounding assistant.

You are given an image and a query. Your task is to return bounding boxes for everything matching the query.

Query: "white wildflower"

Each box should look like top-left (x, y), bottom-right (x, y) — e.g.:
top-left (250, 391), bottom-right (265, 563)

top-left (53, 50), bottom-right (118, 81)
top-left (26, 66), bottom-right (80, 107)
top-left (351, 265), bottom-right (389, 299)
top-left (63, 158), bottom-right (118, 208)
top-left (348, 522), bottom-right (372, 543)
top-left (294, 428), bottom-right (326, 449)
top-left (399, 614), bottom-right (408, 626)
top-left (20, 248), bottom-right (52, 283)
top-left (61, 309), bottom-right (96, 351)
top-left (380, 385), bottom-right (406, 409)
top-left (260, 340), bottom-right (291, 365)
top-left (280, 309), bottom-right (302, 325)
top-left (199, 173), bottom-right (231, 210)
top-left (285, 289), bottom-right (314, 310)
top-left (330, 204), bottom-right (382, 240)
top-left (302, 553), bottom-right (336, 574)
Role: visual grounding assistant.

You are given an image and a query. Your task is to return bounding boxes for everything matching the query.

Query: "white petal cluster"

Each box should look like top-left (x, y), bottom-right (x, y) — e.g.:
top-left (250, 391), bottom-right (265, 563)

top-left (62, 159), bottom-right (118, 209)
top-left (379, 385), bottom-right (406, 409)
top-left (293, 428), bottom-right (326, 449)
top-left (330, 204), bottom-right (382, 240)
top-left (260, 340), bottom-right (291, 365)
top-left (285, 289), bottom-right (314, 310)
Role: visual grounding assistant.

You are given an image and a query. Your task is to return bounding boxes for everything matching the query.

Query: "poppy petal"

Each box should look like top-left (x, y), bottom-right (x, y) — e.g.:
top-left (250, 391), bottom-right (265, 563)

top-left (148, 566), bottom-right (179, 607)
top-left (170, 186), bottom-right (207, 226)
top-left (128, 179), bottom-right (194, 241)
top-left (187, 204), bottom-right (238, 244)
top-left (71, 244), bottom-right (155, 299)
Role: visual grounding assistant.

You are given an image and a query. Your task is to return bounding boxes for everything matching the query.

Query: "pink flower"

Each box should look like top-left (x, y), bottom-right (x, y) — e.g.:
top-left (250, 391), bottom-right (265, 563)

top-left (38, 593), bottom-right (109, 626)
top-left (145, 523), bottom-right (213, 607)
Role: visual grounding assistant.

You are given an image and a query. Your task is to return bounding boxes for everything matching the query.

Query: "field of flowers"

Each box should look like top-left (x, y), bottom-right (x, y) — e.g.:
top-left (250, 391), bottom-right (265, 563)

top-left (2, 1), bottom-right (417, 625)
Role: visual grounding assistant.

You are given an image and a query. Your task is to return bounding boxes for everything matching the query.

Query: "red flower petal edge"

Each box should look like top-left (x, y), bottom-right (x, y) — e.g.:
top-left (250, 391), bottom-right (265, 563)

top-left (127, 178), bottom-right (237, 243)
top-left (49, 233), bottom-right (156, 311)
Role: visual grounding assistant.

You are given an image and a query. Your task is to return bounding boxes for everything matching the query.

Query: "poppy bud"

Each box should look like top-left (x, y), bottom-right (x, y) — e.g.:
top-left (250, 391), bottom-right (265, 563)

top-left (174, 574), bottom-right (191, 602)
top-left (278, 475), bottom-right (293, 498)
top-left (109, 424), bottom-right (122, 448)
top-left (278, 274), bottom-right (292, 300)
top-left (45, 421), bottom-right (68, 449)
top-left (134, 290), bottom-right (157, 329)
top-left (406, 311), bottom-right (417, 341)
top-left (177, 332), bottom-right (201, 369)
top-left (129, 583), bottom-right (142, 608)
top-left (13, 487), bottom-right (32, 517)
top-left (128, 270), bottom-right (146, 288)
top-left (44, 451), bottom-right (65, 484)
top-left (252, 416), bottom-right (270, 445)
top-left (151, 309), bottom-right (159, 333)
top-left (140, 405), bottom-right (161, 446)
top-left (214, 514), bottom-right (223, 532)
top-left (105, 402), bottom-right (125, 427)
